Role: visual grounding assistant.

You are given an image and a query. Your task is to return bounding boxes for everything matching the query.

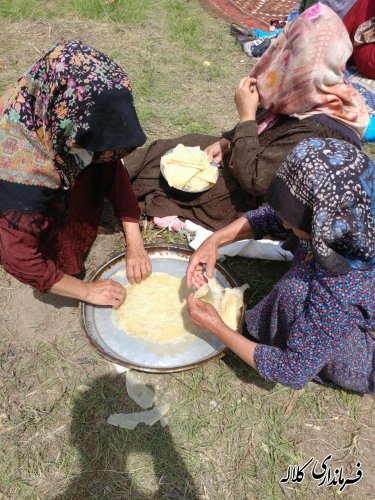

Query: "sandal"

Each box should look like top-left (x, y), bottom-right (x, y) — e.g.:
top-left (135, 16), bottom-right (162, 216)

top-left (229, 22), bottom-right (252, 37)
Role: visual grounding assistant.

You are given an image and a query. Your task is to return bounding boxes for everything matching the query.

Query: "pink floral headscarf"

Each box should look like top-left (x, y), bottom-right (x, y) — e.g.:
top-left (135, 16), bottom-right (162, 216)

top-left (251, 3), bottom-right (369, 138)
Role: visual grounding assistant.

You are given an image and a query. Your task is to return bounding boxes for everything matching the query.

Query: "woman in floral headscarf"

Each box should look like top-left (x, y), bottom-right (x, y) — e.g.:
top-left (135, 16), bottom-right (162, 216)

top-left (0, 40), bottom-right (151, 307)
top-left (187, 138), bottom-right (375, 393)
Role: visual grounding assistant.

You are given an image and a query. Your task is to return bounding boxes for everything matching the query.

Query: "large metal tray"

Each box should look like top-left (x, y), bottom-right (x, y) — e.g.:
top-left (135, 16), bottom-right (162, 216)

top-left (81, 243), bottom-right (243, 373)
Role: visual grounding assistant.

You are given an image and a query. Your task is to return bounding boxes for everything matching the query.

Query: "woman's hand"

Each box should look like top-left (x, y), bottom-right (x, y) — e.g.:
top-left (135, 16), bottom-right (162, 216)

top-left (122, 221), bottom-right (152, 284)
top-left (186, 237), bottom-right (218, 288)
top-left (187, 293), bottom-right (225, 334)
top-left (125, 243), bottom-right (152, 284)
top-left (204, 138), bottom-right (231, 164)
top-left (84, 279), bottom-right (126, 309)
top-left (188, 293), bottom-right (258, 370)
top-left (235, 76), bottom-right (260, 122)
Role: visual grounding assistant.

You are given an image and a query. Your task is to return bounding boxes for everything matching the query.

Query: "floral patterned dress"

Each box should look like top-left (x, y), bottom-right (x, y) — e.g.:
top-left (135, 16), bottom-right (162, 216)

top-left (244, 206), bottom-right (375, 393)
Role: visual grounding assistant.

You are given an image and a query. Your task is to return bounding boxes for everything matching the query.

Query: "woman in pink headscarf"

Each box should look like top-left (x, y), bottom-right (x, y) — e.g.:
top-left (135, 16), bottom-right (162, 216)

top-left (124, 4), bottom-right (369, 232)
top-left (205, 3), bottom-right (369, 197)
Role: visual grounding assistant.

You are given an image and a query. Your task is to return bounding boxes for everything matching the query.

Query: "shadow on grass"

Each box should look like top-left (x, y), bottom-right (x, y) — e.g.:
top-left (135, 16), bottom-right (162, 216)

top-left (56, 374), bottom-right (200, 499)
top-left (223, 352), bottom-right (276, 391)
top-left (33, 290), bottom-right (79, 309)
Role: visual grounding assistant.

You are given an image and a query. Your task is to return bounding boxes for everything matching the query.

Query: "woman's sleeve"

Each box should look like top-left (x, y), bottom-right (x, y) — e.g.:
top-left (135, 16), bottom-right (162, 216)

top-left (230, 120), bottom-right (274, 195)
top-left (242, 206), bottom-right (286, 239)
top-left (108, 161), bottom-right (141, 223)
top-left (221, 126), bottom-right (237, 142)
top-left (253, 273), bottom-right (357, 389)
top-left (0, 216), bottom-right (64, 292)
top-left (230, 119), bottom-right (320, 196)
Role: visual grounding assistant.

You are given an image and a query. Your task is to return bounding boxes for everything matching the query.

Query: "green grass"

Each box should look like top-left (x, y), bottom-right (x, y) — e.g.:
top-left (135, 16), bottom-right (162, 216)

top-left (0, 0), bottom-right (54, 19)
top-left (0, 0), bottom-right (151, 23)
top-left (164, 0), bottom-right (207, 49)
top-left (64, 0), bottom-right (151, 23)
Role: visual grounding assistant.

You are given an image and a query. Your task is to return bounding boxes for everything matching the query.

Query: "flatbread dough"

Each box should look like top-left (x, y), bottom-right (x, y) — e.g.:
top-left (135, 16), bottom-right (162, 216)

top-left (112, 273), bottom-right (200, 343)
top-left (160, 144), bottom-right (218, 191)
top-left (112, 273), bottom-right (248, 343)
top-left (194, 278), bottom-right (249, 330)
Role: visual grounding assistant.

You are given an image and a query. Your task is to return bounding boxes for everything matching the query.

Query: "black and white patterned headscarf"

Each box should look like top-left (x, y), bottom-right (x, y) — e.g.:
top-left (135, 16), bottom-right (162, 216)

top-left (266, 138), bottom-right (375, 274)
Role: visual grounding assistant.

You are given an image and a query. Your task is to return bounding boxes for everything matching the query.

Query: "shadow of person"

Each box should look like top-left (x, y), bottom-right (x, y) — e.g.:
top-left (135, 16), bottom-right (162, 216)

top-left (56, 374), bottom-right (200, 500)
top-left (33, 290), bottom-right (79, 309)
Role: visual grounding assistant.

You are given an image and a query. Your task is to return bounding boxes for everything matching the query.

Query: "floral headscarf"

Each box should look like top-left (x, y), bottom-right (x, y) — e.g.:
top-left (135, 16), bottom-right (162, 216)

top-left (0, 40), bottom-right (146, 218)
top-left (266, 138), bottom-right (375, 273)
top-left (251, 3), bottom-right (369, 138)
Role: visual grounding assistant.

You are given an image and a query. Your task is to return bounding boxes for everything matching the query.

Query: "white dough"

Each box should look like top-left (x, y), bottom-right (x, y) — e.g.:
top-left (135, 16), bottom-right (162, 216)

top-left (194, 278), bottom-right (248, 330)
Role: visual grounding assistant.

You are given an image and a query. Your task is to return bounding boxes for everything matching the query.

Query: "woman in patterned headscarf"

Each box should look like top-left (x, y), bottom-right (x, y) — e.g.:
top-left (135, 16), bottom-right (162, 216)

top-left (0, 40), bottom-right (151, 307)
top-left (205, 2), bottom-right (369, 195)
top-left (187, 138), bottom-right (375, 393)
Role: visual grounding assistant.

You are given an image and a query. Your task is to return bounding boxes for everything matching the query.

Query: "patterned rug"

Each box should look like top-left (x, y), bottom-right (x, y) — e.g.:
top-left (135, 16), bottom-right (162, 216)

top-left (346, 66), bottom-right (375, 116)
top-left (201, 0), bottom-right (296, 30)
top-left (346, 66), bottom-right (375, 141)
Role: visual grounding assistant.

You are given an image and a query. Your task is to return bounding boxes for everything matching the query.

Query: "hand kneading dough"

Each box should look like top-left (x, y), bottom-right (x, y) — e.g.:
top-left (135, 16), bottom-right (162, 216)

top-left (160, 144), bottom-right (218, 192)
top-left (112, 273), bottom-right (200, 343)
top-left (194, 278), bottom-right (249, 330)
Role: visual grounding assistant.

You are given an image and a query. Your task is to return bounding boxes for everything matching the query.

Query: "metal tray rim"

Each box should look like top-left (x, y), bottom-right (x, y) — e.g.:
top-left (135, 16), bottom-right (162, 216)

top-left (81, 243), bottom-right (243, 373)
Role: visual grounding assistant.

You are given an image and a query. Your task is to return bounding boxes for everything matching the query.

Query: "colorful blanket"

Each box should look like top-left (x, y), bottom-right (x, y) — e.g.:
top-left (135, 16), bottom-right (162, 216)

top-left (346, 66), bottom-right (375, 116)
top-left (345, 66), bottom-right (375, 142)
top-left (201, 0), bottom-right (296, 30)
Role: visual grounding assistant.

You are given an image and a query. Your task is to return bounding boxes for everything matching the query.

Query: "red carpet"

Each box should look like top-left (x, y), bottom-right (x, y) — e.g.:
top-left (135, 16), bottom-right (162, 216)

top-left (201, 0), bottom-right (296, 30)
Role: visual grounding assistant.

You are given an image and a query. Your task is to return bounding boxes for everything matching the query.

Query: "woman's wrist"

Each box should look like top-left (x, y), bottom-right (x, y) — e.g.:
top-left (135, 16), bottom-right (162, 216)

top-left (208, 216), bottom-right (254, 250)
top-left (212, 322), bottom-right (258, 370)
top-left (49, 274), bottom-right (89, 301)
top-left (81, 281), bottom-right (90, 301)
top-left (239, 112), bottom-right (256, 122)
top-left (210, 317), bottom-right (233, 337)
top-left (206, 232), bottom-right (222, 250)
top-left (122, 221), bottom-right (143, 245)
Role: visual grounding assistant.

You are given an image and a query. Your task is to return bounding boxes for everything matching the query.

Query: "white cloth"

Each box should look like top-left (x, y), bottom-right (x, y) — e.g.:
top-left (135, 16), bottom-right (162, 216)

top-left (184, 220), bottom-right (293, 262)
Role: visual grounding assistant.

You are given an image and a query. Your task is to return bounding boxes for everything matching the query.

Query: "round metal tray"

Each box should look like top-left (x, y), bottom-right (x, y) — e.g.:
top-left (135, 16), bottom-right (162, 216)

top-left (81, 243), bottom-right (244, 373)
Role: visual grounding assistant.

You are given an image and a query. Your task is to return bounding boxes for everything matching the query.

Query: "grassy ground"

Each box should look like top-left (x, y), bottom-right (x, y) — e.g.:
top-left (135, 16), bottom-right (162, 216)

top-left (1, 1), bottom-right (375, 499)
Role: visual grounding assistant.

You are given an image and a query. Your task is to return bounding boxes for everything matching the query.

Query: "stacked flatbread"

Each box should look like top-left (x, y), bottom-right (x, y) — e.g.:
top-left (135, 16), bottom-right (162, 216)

top-left (160, 144), bottom-right (218, 192)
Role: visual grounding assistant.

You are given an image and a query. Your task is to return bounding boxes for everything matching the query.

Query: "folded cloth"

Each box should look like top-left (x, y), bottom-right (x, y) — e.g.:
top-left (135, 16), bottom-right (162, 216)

top-left (185, 220), bottom-right (293, 262)
top-left (364, 116), bottom-right (375, 142)
top-left (252, 28), bottom-right (282, 38)
top-left (249, 38), bottom-right (271, 58)
top-left (287, 8), bottom-right (300, 22)
top-left (149, 216), bottom-right (292, 261)
top-left (153, 215), bottom-right (186, 232)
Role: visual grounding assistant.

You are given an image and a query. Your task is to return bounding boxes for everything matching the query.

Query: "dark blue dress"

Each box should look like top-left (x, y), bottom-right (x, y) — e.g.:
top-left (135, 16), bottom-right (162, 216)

top-left (244, 207), bottom-right (375, 393)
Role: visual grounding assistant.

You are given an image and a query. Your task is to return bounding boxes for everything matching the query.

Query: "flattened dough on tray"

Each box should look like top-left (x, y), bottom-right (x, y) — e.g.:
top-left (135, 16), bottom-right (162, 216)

top-left (112, 273), bottom-right (248, 342)
top-left (112, 273), bottom-right (199, 343)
